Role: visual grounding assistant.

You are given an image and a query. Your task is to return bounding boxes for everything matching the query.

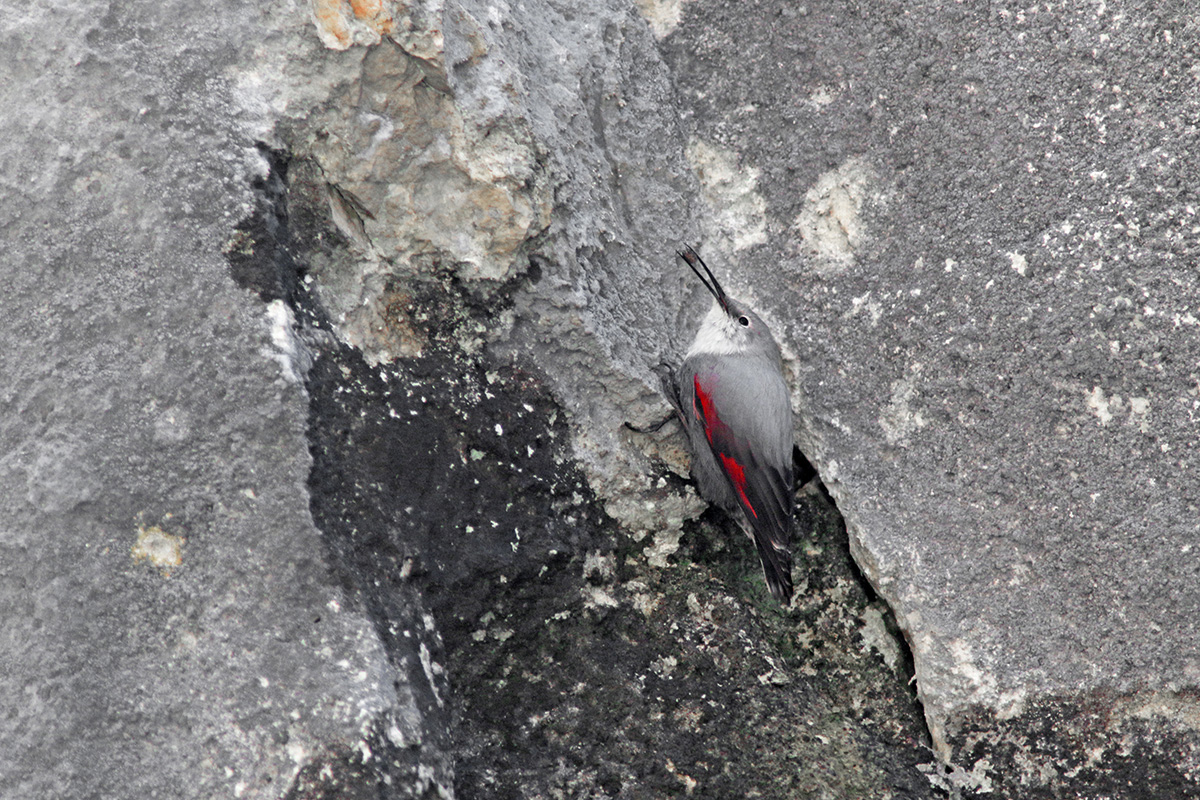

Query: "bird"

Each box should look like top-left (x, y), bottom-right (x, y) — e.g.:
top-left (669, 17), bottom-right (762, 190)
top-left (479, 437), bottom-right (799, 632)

top-left (658, 245), bottom-right (795, 604)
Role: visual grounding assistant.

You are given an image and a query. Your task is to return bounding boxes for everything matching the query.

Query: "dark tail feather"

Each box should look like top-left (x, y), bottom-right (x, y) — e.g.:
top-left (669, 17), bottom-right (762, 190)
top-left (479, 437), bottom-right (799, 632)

top-left (753, 536), bottom-right (794, 605)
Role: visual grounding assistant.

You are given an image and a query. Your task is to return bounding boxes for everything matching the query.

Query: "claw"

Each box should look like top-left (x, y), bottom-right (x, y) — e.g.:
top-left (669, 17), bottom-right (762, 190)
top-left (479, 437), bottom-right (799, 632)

top-left (624, 415), bottom-right (676, 435)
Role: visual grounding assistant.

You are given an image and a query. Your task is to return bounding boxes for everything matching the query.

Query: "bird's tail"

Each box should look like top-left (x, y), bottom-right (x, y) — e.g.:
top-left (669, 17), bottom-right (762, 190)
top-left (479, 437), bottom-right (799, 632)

top-left (752, 535), bottom-right (794, 605)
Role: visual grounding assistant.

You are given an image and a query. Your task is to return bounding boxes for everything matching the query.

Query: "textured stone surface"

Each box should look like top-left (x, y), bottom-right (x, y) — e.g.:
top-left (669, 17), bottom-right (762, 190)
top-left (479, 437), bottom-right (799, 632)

top-left (665, 0), bottom-right (1200, 792)
top-left (9, 0), bottom-right (1200, 796)
top-left (276, 2), bottom-right (935, 795)
top-left (285, 0), bottom-right (717, 545)
top-left (0, 2), bottom-right (449, 798)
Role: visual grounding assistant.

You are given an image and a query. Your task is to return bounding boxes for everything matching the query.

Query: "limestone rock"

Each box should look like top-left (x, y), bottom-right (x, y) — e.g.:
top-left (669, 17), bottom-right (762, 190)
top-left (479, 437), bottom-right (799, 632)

top-left (668, 0), bottom-right (1200, 793)
top-left (0, 2), bottom-right (450, 798)
top-left (9, 0), bottom-right (1200, 797)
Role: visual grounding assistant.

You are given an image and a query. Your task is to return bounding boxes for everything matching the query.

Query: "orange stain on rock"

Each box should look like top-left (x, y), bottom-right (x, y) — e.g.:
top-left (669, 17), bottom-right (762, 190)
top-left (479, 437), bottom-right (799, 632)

top-left (349, 0), bottom-right (382, 18)
top-left (312, 0), bottom-right (351, 48)
top-left (312, 0), bottom-right (396, 46)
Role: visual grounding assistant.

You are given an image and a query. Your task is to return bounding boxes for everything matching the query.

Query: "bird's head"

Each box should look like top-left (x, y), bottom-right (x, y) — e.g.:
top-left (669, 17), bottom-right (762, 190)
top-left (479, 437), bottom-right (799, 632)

top-left (680, 246), bottom-right (780, 361)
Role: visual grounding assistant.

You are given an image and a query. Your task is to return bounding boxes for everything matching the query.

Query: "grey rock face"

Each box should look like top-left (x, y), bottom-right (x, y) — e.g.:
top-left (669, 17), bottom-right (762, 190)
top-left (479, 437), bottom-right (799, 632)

top-left (664, 0), bottom-right (1200, 793)
top-left (8, 0), bottom-right (1200, 797)
top-left (0, 2), bottom-right (449, 798)
top-left (282, 0), bottom-right (711, 543)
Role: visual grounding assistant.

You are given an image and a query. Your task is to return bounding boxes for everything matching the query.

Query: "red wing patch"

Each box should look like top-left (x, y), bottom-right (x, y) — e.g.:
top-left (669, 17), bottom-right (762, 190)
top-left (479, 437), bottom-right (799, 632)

top-left (693, 375), bottom-right (718, 444)
top-left (719, 453), bottom-right (756, 519)
top-left (695, 375), bottom-right (759, 519)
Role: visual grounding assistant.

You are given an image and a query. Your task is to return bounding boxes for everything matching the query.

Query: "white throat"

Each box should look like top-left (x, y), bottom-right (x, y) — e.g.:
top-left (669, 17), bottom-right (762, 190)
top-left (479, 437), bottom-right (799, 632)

top-left (686, 303), bottom-right (744, 357)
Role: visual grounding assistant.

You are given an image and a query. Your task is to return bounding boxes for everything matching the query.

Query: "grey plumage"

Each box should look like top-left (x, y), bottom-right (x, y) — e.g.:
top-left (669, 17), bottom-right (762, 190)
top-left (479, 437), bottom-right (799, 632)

top-left (661, 246), bottom-right (795, 604)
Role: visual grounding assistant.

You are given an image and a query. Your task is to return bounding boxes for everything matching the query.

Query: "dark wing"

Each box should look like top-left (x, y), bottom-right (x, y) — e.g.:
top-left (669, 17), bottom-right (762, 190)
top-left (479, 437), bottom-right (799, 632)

top-left (691, 370), bottom-right (795, 603)
top-left (653, 362), bottom-right (686, 422)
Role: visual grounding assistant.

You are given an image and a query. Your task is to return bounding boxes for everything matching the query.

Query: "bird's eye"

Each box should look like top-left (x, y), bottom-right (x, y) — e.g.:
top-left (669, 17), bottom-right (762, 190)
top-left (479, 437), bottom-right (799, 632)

top-left (738, 316), bottom-right (750, 327)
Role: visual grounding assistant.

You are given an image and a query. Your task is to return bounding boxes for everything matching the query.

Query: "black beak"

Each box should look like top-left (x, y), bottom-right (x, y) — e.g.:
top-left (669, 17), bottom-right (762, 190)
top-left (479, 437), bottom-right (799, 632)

top-left (678, 245), bottom-right (729, 315)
